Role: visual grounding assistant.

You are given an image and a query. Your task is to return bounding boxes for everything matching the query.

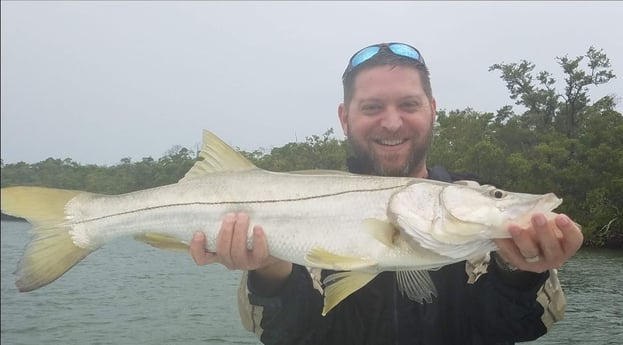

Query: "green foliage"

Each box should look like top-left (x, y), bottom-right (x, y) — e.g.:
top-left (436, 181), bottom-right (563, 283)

top-left (428, 46), bottom-right (622, 247)
top-left (1, 47), bottom-right (621, 247)
top-left (489, 46), bottom-right (616, 137)
top-left (1, 147), bottom-right (195, 195)
top-left (240, 129), bottom-right (347, 172)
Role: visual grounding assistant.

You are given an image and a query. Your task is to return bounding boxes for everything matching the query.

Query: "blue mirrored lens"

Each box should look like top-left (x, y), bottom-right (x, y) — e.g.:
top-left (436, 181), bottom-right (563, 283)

top-left (350, 46), bottom-right (381, 68)
top-left (388, 43), bottom-right (420, 61)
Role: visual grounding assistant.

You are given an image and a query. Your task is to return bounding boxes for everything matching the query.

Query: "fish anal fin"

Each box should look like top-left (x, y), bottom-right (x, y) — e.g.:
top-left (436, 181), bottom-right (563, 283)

top-left (322, 271), bottom-right (378, 316)
top-left (134, 233), bottom-right (189, 253)
top-left (363, 218), bottom-right (398, 247)
top-left (304, 248), bottom-right (376, 271)
top-left (179, 130), bottom-right (258, 182)
top-left (395, 270), bottom-right (437, 303)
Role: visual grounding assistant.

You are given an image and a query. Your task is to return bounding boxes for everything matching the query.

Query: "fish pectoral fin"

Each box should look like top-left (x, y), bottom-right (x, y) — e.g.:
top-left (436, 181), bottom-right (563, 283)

top-left (396, 270), bottom-right (437, 303)
top-left (304, 248), bottom-right (376, 271)
top-left (362, 218), bottom-right (398, 247)
top-left (322, 271), bottom-right (379, 316)
top-left (134, 233), bottom-right (190, 253)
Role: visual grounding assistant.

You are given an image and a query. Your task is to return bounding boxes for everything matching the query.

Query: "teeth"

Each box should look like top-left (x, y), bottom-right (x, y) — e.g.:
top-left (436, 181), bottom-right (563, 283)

top-left (378, 139), bottom-right (405, 146)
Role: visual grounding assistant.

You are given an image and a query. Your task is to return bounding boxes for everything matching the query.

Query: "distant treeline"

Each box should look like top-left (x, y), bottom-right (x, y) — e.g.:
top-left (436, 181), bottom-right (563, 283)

top-left (1, 47), bottom-right (621, 248)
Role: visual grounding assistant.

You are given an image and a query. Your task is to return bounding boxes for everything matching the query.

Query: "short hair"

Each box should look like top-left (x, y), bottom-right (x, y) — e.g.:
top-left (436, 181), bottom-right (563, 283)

top-left (341, 48), bottom-right (432, 105)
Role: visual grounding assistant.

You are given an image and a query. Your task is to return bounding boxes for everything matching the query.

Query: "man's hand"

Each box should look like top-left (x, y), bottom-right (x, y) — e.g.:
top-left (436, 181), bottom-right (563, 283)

top-left (494, 213), bottom-right (583, 273)
top-left (189, 212), bottom-right (292, 295)
top-left (190, 212), bottom-right (273, 270)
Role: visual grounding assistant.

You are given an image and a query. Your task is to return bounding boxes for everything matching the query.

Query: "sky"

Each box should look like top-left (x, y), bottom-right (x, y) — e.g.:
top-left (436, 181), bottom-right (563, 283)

top-left (1, 1), bottom-right (622, 165)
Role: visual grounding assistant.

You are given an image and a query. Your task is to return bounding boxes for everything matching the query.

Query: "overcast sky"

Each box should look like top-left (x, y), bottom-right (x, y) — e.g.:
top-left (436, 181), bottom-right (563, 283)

top-left (2, 1), bottom-right (622, 165)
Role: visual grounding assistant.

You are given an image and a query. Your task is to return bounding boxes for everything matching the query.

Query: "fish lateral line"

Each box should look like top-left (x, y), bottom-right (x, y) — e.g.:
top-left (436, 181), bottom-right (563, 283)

top-left (72, 185), bottom-right (405, 224)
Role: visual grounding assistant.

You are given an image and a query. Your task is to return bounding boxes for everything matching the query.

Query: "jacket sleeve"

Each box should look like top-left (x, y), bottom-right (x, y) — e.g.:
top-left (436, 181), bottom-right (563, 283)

top-left (237, 264), bottom-right (325, 345)
top-left (465, 252), bottom-right (566, 342)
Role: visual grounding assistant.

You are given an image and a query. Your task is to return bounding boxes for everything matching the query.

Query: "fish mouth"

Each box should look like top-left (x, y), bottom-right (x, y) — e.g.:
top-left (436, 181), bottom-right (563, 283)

top-left (535, 193), bottom-right (563, 211)
top-left (517, 192), bottom-right (562, 215)
top-left (504, 193), bottom-right (563, 225)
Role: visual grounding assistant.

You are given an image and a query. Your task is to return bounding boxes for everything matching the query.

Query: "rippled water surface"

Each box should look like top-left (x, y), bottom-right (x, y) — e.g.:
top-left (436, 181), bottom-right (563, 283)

top-left (2, 221), bottom-right (621, 344)
top-left (1, 221), bottom-right (258, 345)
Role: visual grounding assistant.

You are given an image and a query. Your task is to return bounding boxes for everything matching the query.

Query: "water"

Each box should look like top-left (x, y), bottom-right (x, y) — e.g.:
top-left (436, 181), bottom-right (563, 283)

top-left (1, 221), bottom-right (259, 345)
top-left (1, 220), bottom-right (622, 344)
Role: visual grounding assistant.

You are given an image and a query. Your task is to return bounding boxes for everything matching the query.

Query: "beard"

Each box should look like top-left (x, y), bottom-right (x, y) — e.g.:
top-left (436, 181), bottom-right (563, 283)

top-left (347, 128), bottom-right (433, 177)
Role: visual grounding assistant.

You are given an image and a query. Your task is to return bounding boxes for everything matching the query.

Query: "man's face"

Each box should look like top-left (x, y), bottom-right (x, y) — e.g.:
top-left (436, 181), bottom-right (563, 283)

top-left (338, 65), bottom-right (437, 178)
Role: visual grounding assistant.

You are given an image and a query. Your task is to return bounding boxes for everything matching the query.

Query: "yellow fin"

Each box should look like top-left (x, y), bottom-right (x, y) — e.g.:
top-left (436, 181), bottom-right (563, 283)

top-left (322, 271), bottom-right (378, 316)
top-left (1, 186), bottom-right (95, 292)
top-left (363, 218), bottom-right (398, 247)
top-left (134, 233), bottom-right (190, 253)
top-left (2, 186), bottom-right (80, 225)
top-left (304, 248), bottom-right (376, 271)
top-left (180, 130), bottom-right (258, 182)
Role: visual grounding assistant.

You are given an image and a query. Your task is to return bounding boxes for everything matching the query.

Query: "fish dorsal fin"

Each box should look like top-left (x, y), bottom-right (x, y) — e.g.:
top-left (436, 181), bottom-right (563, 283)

top-left (180, 130), bottom-right (258, 182)
top-left (395, 270), bottom-right (437, 303)
top-left (134, 233), bottom-right (190, 253)
top-left (322, 271), bottom-right (379, 316)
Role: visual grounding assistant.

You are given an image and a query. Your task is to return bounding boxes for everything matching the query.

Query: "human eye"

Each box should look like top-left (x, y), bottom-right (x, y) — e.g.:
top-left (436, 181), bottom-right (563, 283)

top-left (360, 103), bottom-right (383, 115)
top-left (400, 100), bottom-right (421, 113)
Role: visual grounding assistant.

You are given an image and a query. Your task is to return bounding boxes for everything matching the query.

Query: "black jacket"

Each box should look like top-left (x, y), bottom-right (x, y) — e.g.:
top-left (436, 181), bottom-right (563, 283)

top-left (246, 166), bottom-right (550, 345)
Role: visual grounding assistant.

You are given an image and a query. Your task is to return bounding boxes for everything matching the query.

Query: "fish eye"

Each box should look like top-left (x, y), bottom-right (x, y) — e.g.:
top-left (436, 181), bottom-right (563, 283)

top-left (490, 189), bottom-right (505, 199)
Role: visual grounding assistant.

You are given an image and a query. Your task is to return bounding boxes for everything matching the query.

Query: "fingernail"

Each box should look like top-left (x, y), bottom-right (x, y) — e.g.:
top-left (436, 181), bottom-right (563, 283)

top-left (557, 214), bottom-right (570, 226)
top-left (509, 226), bottom-right (521, 237)
top-left (534, 214), bottom-right (546, 227)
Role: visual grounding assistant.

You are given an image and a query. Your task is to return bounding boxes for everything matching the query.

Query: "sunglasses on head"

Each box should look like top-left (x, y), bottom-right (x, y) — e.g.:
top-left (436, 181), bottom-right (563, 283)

top-left (343, 42), bottom-right (426, 80)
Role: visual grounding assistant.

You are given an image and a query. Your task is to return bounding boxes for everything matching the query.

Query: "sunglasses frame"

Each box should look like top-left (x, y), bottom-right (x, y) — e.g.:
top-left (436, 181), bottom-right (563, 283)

top-left (343, 43), bottom-right (426, 81)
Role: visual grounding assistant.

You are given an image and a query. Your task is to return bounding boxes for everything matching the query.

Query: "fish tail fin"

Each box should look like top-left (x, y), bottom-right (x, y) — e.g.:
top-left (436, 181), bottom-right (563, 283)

top-left (1, 186), bottom-right (95, 292)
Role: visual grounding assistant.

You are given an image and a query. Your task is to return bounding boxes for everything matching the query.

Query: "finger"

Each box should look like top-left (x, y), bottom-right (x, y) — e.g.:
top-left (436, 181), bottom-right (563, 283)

top-left (230, 213), bottom-right (251, 268)
top-left (556, 214), bottom-right (584, 257)
top-left (190, 231), bottom-right (218, 266)
top-left (508, 223), bottom-right (540, 261)
top-left (248, 225), bottom-right (271, 267)
top-left (494, 223), bottom-right (536, 269)
top-left (216, 213), bottom-right (236, 269)
top-left (533, 213), bottom-right (564, 266)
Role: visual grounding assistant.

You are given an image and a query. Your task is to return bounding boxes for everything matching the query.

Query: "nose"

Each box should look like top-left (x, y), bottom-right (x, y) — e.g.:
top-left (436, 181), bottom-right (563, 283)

top-left (380, 107), bottom-right (403, 132)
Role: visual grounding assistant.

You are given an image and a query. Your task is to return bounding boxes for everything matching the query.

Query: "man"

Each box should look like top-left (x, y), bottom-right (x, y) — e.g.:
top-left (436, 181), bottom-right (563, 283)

top-left (190, 42), bottom-right (583, 344)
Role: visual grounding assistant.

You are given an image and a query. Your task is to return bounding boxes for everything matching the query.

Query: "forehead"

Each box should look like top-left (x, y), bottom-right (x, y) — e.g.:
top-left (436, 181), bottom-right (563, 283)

top-left (351, 65), bottom-right (425, 98)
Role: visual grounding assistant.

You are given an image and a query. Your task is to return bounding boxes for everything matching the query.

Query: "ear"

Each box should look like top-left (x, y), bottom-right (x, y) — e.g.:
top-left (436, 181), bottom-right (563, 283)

top-left (430, 97), bottom-right (437, 122)
top-left (338, 103), bottom-right (348, 136)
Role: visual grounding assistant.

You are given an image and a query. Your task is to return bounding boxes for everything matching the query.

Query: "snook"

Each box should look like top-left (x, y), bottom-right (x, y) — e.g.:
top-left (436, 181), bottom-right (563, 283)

top-left (0, 130), bottom-right (562, 315)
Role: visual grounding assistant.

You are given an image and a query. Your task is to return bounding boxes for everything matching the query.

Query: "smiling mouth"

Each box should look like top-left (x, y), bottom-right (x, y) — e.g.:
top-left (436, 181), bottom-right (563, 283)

top-left (375, 138), bottom-right (408, 146)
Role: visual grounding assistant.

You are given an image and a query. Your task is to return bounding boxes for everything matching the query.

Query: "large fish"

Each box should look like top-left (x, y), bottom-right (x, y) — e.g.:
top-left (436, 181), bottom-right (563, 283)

top-left (1, 130), bottom-right (562, 315)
